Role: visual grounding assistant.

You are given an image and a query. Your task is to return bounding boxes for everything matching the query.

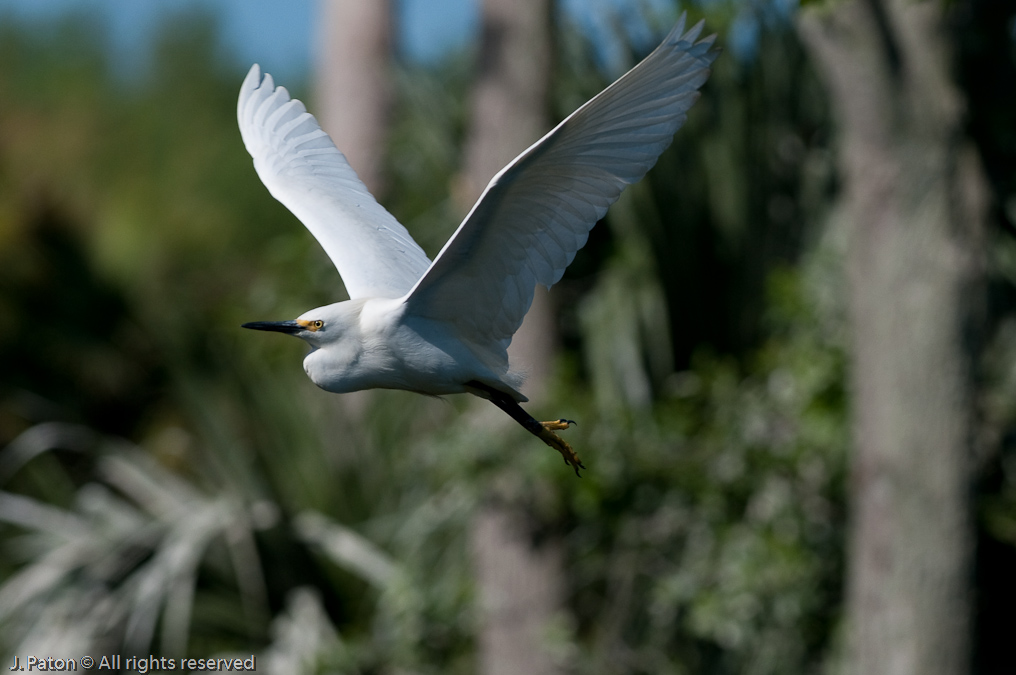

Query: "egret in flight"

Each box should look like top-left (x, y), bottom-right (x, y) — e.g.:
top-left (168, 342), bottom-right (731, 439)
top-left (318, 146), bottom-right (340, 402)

top-left (240, 16), bottom-right (717, 475)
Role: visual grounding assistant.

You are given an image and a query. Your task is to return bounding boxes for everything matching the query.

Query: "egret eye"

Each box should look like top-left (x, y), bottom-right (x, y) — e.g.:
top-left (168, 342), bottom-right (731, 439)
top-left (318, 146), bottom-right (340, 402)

top-left (296, 319), bottom-right (325, 331)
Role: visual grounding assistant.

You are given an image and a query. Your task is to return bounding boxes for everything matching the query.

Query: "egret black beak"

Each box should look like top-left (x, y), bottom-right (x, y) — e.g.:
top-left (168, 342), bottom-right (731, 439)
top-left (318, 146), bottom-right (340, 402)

top-left (242, 320), bottom-right (302, 334)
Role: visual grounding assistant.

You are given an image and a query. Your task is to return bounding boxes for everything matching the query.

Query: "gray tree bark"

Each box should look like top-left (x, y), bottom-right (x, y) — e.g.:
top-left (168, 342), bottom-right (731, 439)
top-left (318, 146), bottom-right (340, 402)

top-left (315, 0), bottom-right (394, 418)
top-left (459, 0), bottom-right (556, 390)
top-left (316, 0), bottom-right (393, 197)
top-left (470, 506), bottom-right (565, 675)
top-left (798, 2), bottom-right (986, 674)
top-left (461, 2), bottom-right (565, 675)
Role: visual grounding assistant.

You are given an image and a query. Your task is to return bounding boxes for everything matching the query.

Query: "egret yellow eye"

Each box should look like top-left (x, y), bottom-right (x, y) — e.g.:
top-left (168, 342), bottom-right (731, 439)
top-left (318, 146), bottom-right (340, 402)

top-left (296, 319), bottom-right (325, 331)
top-left (312, 320), bottom-right (324, 330)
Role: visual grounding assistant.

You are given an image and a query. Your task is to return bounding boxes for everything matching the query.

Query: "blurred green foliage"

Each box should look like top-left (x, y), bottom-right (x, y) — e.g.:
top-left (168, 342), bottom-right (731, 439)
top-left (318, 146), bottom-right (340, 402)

top-left (0, 2), bottom-right (1014, 674)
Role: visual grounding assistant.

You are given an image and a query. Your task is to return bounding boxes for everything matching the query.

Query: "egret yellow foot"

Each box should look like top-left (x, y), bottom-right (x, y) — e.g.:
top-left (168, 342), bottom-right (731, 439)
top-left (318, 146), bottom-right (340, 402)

top-left (536, 422), bottom-right (585, 476)
top-left (465, 380), bottom-right (587, 476)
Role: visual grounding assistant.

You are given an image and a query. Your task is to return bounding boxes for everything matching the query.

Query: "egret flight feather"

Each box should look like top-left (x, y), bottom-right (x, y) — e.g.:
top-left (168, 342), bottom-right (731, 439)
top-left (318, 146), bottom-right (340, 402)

top-left (238, 66), bottom-right (431, 299)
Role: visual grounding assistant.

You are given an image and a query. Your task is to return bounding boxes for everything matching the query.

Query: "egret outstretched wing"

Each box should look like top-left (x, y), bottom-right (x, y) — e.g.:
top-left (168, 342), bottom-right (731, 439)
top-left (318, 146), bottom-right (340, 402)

top-left (404, 17), bottom-right (717, 355)
top-left (238, 65), bottom-right (432, 300)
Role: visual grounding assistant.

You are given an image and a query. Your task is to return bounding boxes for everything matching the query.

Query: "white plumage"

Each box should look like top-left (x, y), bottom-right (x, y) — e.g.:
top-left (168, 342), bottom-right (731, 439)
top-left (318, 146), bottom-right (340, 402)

top-left (237, 68), bottom-right (431, 300)
top-left (240, 16), bottom-right (717, 474)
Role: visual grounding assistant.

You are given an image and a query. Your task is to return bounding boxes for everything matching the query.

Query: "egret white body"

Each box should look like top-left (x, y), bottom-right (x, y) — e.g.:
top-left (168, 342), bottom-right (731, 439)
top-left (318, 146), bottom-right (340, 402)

top-left (239, 17), bottom-right (718, 474)
top-left (290, 298), bottom-right (508, 397)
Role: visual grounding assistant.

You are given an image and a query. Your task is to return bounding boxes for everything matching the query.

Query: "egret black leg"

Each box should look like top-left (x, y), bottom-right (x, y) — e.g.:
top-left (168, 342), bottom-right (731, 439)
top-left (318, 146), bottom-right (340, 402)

top-left (465, 381), bottom-right (585, 476)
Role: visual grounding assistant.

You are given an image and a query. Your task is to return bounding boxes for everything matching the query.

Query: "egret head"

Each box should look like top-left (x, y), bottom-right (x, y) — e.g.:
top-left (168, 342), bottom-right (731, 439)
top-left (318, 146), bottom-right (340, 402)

top-left (242, 302), bottom-right (357, 347)
top-left (241, 316), bottom-right (324, 345)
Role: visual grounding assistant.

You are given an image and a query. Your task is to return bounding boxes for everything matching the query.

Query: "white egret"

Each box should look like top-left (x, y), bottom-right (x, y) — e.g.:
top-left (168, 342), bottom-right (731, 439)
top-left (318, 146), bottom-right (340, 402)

top-left (240, 16), bottom-right (717, 475)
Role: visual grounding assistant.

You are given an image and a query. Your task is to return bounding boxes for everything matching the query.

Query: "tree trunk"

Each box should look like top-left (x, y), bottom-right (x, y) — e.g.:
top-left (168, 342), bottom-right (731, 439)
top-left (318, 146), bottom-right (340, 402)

top-left (315, 0), bottom-right (394, 418)
top-left (798, 2), bottom-right (985, 674)
top-left (316, 0), bottom-right (393, 198)
top-left (461, 2), bottom-right (565, 675)
top-left (459, 0), bottom-right (556, 391)
top-left (470, 506), bottom-right (565, 675)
